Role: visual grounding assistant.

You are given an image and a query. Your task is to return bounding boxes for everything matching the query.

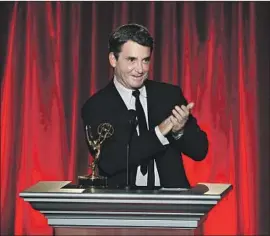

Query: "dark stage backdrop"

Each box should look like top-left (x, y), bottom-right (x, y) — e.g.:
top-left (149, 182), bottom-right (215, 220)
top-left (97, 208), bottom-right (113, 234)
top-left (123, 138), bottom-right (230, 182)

top-left (1, 2), bottom-right (269, 235)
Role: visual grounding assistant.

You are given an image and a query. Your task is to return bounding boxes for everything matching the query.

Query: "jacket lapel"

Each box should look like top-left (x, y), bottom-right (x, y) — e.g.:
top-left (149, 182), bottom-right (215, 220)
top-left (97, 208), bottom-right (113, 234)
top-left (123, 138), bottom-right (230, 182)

top-left (145, 80), bottom-right (157, 130)
top-left (105, 79), bottom-right (129, 113)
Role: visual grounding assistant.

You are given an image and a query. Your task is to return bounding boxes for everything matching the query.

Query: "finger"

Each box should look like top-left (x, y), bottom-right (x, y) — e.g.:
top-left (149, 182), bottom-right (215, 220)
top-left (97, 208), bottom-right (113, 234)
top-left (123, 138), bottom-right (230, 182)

top-left (172, 109), bottom-right (184, 122)
top-left (174, 107), bottom-right (188, 120)
top-left (180, 105), bottom-right (189, 114)
top-left (187, 102), bottom-right (195, 110)
top-left (175, 105), bottom-right (189, 116)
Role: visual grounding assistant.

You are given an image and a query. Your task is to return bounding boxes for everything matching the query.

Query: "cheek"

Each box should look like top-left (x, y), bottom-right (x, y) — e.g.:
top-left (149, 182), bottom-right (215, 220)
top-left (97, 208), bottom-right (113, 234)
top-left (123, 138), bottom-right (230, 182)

top-left (143, 64), bottom-right (150, 72)
top-left (118, 63), bottom-right (134, 73)
top-left (126, 64), bottom-right (136, 72)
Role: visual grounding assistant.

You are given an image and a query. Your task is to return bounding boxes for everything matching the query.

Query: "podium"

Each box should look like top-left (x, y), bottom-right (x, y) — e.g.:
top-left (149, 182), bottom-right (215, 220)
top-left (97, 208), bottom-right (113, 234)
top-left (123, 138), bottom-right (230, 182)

top-left (20, 181), bottom-right (232, 235)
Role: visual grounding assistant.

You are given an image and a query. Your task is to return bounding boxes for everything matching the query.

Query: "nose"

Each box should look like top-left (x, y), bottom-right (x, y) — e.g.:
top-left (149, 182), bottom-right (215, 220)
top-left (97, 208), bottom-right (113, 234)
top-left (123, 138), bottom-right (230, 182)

top-left (135, 61), bottom-right (143, 74)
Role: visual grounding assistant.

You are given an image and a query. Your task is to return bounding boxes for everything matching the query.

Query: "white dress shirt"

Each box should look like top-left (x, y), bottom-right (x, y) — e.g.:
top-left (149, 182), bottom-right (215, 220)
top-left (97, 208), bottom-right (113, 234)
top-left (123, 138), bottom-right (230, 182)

top-left (113, 77), bottom-right (171, 187)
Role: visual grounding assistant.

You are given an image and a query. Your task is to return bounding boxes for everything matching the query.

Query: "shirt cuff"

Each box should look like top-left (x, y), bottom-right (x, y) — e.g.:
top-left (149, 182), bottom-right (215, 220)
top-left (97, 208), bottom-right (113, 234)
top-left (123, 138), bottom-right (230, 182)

top-left (155, 126), bottom-right (169, 145)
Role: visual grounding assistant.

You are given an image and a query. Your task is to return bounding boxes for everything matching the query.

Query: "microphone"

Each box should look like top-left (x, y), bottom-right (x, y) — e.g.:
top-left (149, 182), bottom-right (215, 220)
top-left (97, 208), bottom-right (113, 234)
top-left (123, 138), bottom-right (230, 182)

top-left (125, 109), bottom-right (138, 190)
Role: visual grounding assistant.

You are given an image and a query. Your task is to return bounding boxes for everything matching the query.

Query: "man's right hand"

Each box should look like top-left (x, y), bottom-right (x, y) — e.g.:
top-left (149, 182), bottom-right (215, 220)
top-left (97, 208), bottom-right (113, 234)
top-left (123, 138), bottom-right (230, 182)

top-left (158, 102), bottom-right (194, 136)
top-left (158, 115), bottom-right (174, 136)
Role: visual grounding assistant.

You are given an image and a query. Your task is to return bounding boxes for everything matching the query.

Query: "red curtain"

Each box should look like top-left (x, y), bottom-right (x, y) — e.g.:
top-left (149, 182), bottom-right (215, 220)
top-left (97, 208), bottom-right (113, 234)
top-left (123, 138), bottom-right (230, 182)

top-left (1, 2), bottom-right (268, 235)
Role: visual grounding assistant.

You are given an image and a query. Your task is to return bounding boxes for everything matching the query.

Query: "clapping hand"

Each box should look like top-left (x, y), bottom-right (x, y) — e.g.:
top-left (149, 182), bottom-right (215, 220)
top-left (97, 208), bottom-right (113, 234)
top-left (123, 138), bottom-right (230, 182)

top-left (170, 103), bottom-right (194, 133)
top-left (158, 103), bottom-right (194, 136)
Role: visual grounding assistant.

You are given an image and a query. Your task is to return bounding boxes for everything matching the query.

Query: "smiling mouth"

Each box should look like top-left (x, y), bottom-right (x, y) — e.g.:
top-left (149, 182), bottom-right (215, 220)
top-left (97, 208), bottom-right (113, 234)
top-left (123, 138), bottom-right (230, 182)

top-left (132, 75), bottom-right (144, 78)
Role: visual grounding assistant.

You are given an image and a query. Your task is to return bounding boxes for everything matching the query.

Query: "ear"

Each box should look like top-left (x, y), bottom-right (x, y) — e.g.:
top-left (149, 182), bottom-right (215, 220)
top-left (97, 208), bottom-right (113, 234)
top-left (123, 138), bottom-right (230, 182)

top-left (109, 52), bottom-right (117, 68)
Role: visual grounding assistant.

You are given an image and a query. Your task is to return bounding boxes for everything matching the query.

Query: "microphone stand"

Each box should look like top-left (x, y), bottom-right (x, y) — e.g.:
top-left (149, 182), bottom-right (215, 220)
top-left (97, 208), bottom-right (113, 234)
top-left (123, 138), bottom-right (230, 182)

top-left (125, 110), bottom-right (137, 190)
top-left (125, 142), bottom-right (131, 190)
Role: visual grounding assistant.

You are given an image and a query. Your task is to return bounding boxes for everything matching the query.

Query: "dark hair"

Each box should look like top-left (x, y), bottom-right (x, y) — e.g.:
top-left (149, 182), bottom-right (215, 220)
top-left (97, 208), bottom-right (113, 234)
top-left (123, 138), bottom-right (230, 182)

top-left (108, 23), bottom-right (154, 59)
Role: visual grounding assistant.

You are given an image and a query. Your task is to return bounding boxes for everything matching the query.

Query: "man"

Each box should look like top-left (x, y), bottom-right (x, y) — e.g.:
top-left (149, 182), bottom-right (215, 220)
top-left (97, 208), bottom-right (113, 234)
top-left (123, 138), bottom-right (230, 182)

top-left (81, 23), bottom-right (208, 189)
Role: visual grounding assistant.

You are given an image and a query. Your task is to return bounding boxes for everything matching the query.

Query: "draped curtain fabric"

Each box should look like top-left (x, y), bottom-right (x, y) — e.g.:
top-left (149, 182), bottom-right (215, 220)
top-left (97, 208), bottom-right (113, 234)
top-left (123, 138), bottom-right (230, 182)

top-left (1, 2), bottom-right (269, 235)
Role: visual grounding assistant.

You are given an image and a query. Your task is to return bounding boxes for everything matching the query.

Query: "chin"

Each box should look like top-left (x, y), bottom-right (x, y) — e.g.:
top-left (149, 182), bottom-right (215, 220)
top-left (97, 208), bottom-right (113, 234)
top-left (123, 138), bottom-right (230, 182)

top-left (131, 81), bottom-right (144, 89)
top-left (131, 78), bottom-right (147, 88)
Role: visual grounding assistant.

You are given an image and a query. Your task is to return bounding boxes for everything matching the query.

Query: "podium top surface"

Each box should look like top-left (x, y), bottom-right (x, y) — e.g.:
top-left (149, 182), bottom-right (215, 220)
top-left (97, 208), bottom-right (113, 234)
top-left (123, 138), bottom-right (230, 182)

top-left (20, 181), bottom-right (232, 202)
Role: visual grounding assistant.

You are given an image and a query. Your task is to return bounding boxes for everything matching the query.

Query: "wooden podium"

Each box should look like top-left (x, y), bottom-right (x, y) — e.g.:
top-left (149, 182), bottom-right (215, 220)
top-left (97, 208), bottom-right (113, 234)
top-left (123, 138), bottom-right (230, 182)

top-left (20, 181), bottom-right (232, 235)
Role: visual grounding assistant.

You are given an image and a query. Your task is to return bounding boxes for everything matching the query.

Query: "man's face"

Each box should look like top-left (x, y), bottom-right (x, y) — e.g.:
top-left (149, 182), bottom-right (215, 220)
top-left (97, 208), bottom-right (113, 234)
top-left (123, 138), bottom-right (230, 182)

top-left (109, 40), bottom-right (151, 89)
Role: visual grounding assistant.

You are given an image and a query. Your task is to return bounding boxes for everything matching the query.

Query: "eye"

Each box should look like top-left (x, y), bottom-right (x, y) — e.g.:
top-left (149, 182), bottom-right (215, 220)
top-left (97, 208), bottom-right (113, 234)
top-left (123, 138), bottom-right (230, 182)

top-left (143, 58), bottom-right (150, 64)
top-left (127, 58), bottom-right (136, 63)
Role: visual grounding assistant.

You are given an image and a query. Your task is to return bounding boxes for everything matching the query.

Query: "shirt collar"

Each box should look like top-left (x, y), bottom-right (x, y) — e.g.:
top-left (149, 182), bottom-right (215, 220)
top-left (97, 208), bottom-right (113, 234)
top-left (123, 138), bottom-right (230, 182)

top-left (113, 76), bottom-right (147, 98)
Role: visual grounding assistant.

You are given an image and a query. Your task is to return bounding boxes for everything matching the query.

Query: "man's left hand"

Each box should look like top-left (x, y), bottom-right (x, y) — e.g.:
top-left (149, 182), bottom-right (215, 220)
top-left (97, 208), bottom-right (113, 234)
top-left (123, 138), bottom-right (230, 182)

top-left (170, 102), bottom-right (194, 133)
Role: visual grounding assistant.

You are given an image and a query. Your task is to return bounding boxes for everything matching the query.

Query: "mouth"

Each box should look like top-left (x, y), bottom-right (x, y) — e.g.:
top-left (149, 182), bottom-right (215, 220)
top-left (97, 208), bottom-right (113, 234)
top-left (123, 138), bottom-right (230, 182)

top-left (132, 75), bottom-right (145, 79)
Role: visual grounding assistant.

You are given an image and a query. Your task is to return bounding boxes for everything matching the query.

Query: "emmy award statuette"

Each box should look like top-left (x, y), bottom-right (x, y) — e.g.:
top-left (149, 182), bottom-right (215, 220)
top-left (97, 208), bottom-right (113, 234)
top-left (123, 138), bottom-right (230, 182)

top-left (78, 123), bottom-right (114, 188)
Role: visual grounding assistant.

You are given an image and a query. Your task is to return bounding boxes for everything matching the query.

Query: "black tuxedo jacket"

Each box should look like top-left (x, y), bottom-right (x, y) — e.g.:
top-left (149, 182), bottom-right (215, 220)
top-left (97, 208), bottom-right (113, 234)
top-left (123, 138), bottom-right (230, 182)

top-left (81, 79), bottom-right (208, 188)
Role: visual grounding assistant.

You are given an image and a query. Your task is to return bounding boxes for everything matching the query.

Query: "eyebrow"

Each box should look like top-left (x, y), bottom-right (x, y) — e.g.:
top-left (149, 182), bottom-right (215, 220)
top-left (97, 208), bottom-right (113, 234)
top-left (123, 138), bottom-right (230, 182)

top-left (126, 56), bottom-right (151, 60)
top-left (126, 56), bottom-right (137, 60)
top-left (143, 56), bottom-right (151, 61)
